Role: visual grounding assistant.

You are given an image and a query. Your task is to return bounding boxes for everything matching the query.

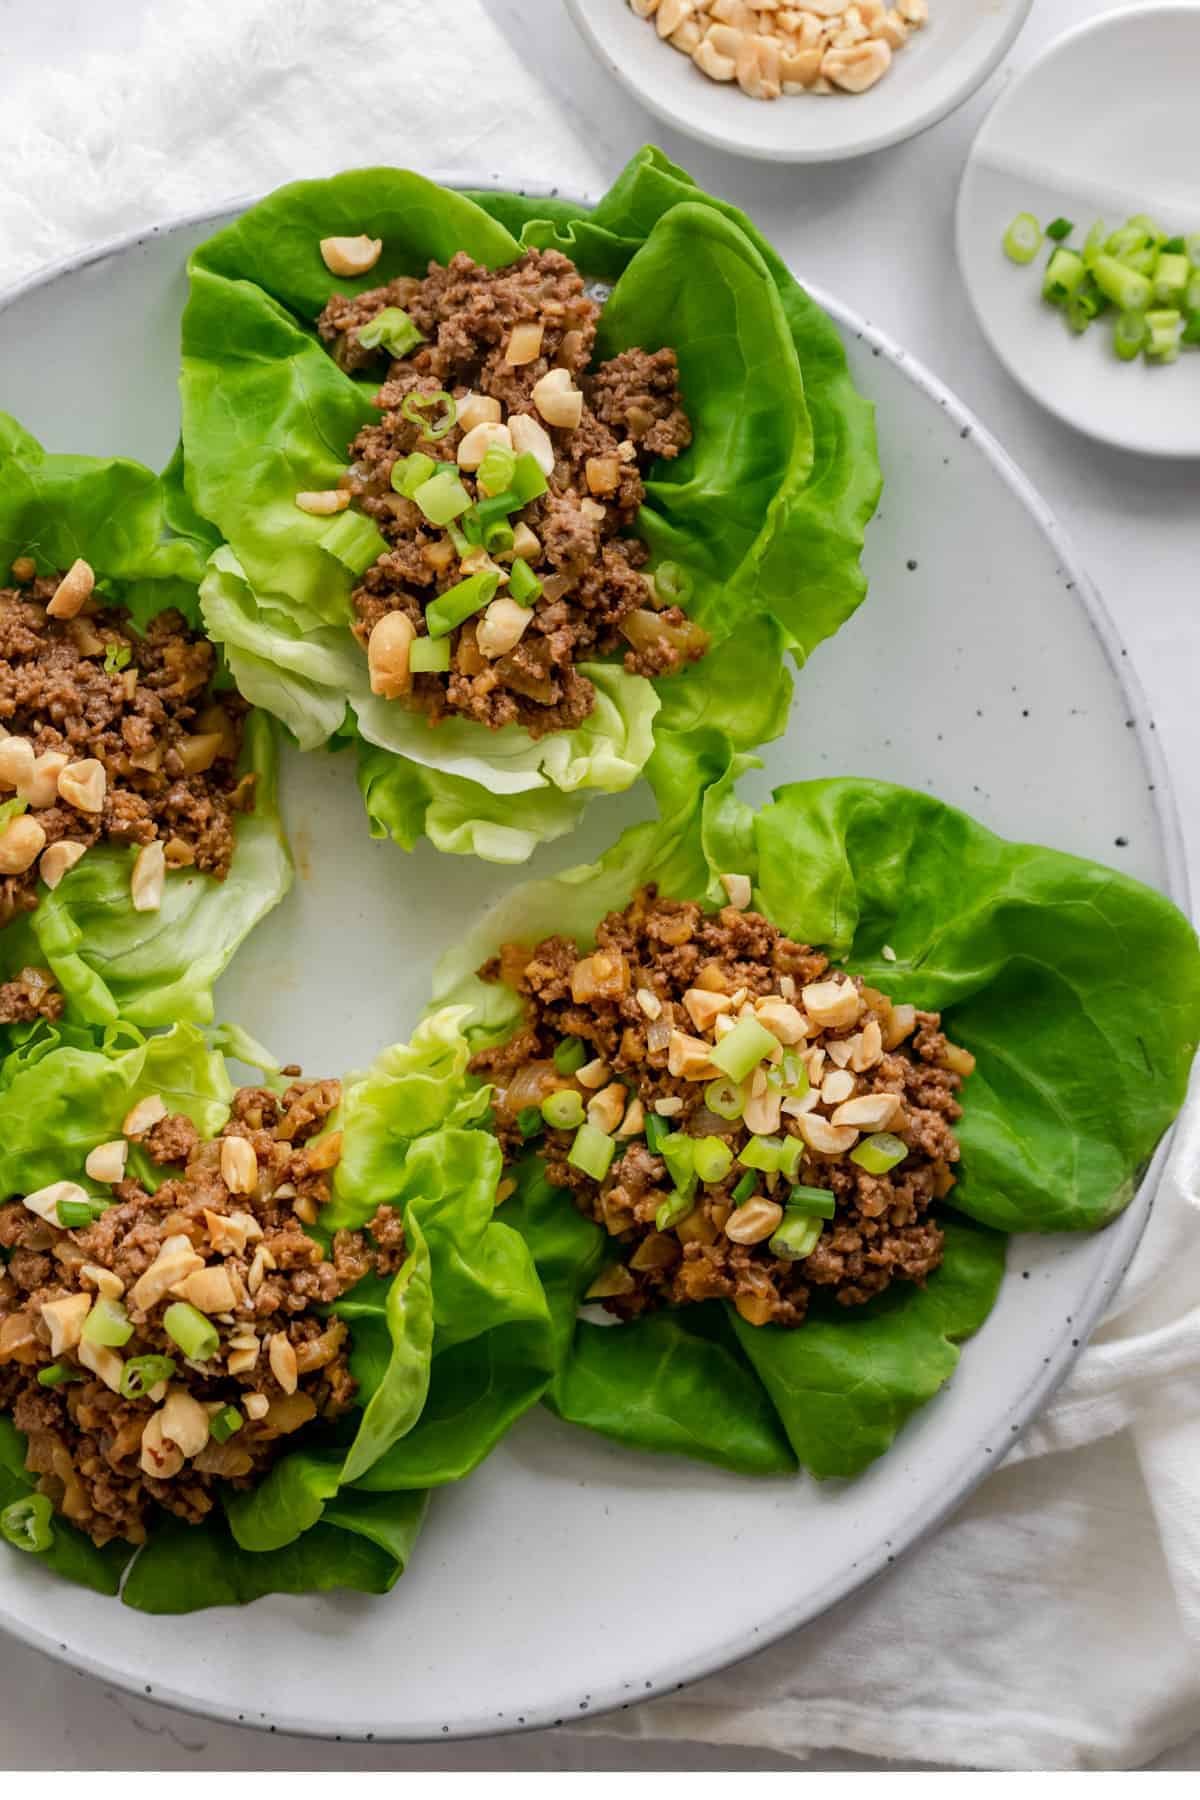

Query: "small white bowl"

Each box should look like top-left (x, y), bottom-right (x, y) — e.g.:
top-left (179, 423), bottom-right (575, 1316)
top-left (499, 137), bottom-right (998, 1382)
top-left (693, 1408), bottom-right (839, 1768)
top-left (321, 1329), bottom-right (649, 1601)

top-left (957, 3), bottom-right (1200, 458)
top-left (566, 0), bottom-right (1033, 163)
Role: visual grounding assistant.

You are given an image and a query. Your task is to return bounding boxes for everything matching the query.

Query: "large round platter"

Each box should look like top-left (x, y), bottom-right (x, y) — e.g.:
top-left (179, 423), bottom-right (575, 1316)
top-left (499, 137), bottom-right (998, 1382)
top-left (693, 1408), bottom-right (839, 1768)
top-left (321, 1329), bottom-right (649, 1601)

top-left (0, 191), bottom-right (1184, 1740)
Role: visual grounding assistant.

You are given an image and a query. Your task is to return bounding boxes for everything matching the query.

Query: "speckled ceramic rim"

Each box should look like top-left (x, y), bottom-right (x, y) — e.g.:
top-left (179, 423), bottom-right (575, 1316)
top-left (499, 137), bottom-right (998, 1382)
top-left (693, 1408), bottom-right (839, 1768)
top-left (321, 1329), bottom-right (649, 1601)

top-left (565, 0), bottom-right (1035, 164)
top-left (0, 187), bottom-right (1189, 1743)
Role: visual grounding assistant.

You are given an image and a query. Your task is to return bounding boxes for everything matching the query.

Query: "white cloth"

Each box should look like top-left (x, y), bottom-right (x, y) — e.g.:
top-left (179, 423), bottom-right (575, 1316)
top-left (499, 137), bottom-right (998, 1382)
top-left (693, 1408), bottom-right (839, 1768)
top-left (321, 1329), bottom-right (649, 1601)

top-left (3, 0), bottom-right (1199, 1771)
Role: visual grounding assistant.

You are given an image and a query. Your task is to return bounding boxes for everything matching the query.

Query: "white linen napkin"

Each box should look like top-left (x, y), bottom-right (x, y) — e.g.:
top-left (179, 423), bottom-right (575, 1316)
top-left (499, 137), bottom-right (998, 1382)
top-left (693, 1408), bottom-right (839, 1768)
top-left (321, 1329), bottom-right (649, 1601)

top-left (3, 0), bottom-right (1198, 1770)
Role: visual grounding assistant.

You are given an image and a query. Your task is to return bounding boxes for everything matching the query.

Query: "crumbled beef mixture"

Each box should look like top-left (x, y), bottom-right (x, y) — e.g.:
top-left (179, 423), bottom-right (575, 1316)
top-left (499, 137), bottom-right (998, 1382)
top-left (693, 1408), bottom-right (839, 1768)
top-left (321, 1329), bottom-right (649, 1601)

top-left (317, 248), bottom-right (705, 739)
top-left (0, 570), bottom-right (252, 930)
top-left (0, 966), bottom-right (62, 1025)
top-left (0, 1076), bottom-right (405, 1546)
top-left (471, 886), bottom-right (974, 1330)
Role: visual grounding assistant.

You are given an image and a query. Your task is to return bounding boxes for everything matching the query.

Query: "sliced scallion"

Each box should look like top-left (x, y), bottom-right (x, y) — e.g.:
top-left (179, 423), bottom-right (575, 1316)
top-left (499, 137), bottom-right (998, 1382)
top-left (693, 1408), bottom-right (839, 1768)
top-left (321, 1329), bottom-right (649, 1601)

top-left (709, 1016), bottom-right (777, 1083)
top-left (1, 1494), bottom-right (54, 1554)
top-left (356, 307), bottom-right (424, 358)
top-left (1093, 255), bottom-right (1152, 313)
top-left (645, 1113), bottom-right (673, 1156)
top-left (103, 642), bottom-right (132, 675)
top-left (391, 450), bottom-right (437, 497)
top-left (401, 389), bottom-right (456, 441)
top-left (508, 558), bottom-right (543, 606)
top-left (425, 570), bottom-right (499, 638)
top-left (731, 1171), bottom-right (757, 1206)
top-left (56, 1198), bottom-right (100, 1230)
top-left (409, 635), bottom-right (451, 674)
top-left (786, 1184), bottom-right (837, 1219)
top-left (1146, 308), bottom-right (1184, 362)
top-left (209, 1405), bottom-right (244, 1445)
top-left (163, 1301), bottom-right (219, 1362)
top-left (37, 1361), bottom-right (84, 1388)
top-left (692, 1136), bottom-right (733, 1184)
top-left (1045, 216), bottom-right (1075, 241)
top-left (568, 1122), bottom-right (616, 1182)
top-left (704, 1077), bottom-right (744, 1121)
top-left (849, 1132), bottom-right (908, 1176)
top-left (542, 1089), bottom-right (586, 1131)
top-left (81, 1297), bottom-right (133, 1349)
top-left (1042, 247), bottom-right (1087, 306)
top-left (1113, 309), bottom-right (1147, 362)
top-left (738, 1135), bottom-right (785, 1174)
top-left (413, 468), bottom-right (472, 528)
top-left (517, 1106), bottom-right (544, 1141)
top-left (553, 1036), bottom-right (588, 1076)
top-left (477, 443), bottom-right (517, 498)
top-left (1153, 252), bottom-right (1190, 305)
top-left (119, 1354), bottom-right (177, 1400)
top-left (655, 1189), bottom-right (695, 1233)
top-left (769, 1215), bottom-right (823, 1262)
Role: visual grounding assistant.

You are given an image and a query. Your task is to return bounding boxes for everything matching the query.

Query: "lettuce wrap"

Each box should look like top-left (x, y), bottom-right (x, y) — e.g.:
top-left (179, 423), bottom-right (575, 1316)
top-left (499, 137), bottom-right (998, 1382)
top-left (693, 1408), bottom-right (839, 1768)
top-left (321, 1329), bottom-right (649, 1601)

top-left (430, 764), bottom-right (1200, 1479)
top-left (0, 1010), bottom-right (551, 1609)
top-left (0, 417), bottom-right (292, 1037)
top-left (177, 149), bottom-right (880, 863)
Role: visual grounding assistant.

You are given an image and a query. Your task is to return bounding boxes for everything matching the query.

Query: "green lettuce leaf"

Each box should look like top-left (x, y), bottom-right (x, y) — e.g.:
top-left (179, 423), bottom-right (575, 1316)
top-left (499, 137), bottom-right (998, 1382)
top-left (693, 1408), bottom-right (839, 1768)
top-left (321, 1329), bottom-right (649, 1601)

top-left (431, 767), bottom-right (1199, 1476)
top-left (179, 157), bottom-right (877, 859)
top-left (0, 419), bottom-right (292, 1032)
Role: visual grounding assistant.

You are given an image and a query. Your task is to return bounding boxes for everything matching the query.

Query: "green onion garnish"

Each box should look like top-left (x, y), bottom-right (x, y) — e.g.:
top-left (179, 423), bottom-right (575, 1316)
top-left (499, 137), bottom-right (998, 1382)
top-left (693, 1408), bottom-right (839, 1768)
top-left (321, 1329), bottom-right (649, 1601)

top-left (1146, 307), bottom-right (1184, 362)
top-left (391, 451), bottom-right (437, 497)
top-left (739, 1135), bottom-right (785, 1174)
top-left (1093, 255), bottom-right (1152, 313)
top-left (318, 509), bottom-right (383, 576)
top-left (413, 467), bottom-right (472, 528)
top-left (0, 798), bottom-right (27, 828)
top-left (511, 452), bottom-right (549, 505)
top-left (103, 642), bottom-right (132, 675)
top-left (786, 1184), bottom-right (837, 1219)
top-left (409, 635), bottom-right (451, 674)
top-left (1002, 213), bottom-right (1042, 265)
top-left (517, 1106), bottom-right (544, 1141)
top-left (850, 1132), bottom-right (908, 1176)
top-left (477, 442), bottom-right (517, 498)
top-left (1, 1494), bottom-right (54, 1554)
top-left (1162, 235), bottom-right (1186, 254)
top-left (1046, 217), bottom-right (1075, 241)
top-left (568, 1122), bottom-right (617, 1182)
top-left (769, 1215), bottom-right (823, 1262)
top-left (652, 560), bottom-right (690, 604)
top-left (56, 1198), bottom-right (100, 1230)
top-left (777, 1136), bottom-right (805, 1180)
top-left (401, 390), bottom-right (457, 441)
top-left (542, 1089), bottom-right (585, 1131)
top-left (1113, 309), bottom-right (1148, 362)
top-left (655, 1189), bottom-right (695, 1233)
top-left (37, 1361), bottom-right (84, 1388)
top-left (731, 1172), bottom-right (757, 1206)
top-left (692, 1136), bottom-right (733, 1184)
top-left (1042, 247), bottom-right (1087, 306)
top-left (660, 1133), bottom-right (698, 1199)
top-left (553, 1037), bottom-right (588, 1075)
top-left (119, 1354), bottom-right (177, 1399)
top-left (704, 1077), bottom-right (744, 1121)
top-left (645, 1113), bottom-right (673, 1155)
top-left (357, 307), bottom-right (424, 358)
top-left (1082, 220), bottom-right (1107, 268)
top-left (508, 558), bottom-right (543, 606)
top-left (709, 1016), bottom-right (777, 1083)
top-left (484, 519), bottom-right (515, 556)
top-left (163, 1301), bottom-right (220, 1362)
top-left (1154, 253), bottom-right (1190, 305)
top-left (209, 1405), bottom-right (244, 1445)
top-left (81, 1297), bottom-right (133, 1349)
top-left (426, 570), bottom-right (499, 638)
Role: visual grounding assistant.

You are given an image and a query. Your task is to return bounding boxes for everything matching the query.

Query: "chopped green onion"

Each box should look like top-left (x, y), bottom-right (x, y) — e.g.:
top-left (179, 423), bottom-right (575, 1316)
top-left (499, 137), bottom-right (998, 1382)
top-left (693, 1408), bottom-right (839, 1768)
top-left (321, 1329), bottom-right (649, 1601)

top-left (652, 560), bottom-right (691, 604)
top-left (693, 1136), bottom-right (733, 1185)
top-left (769, 1215), bottom-right (823, 1262)
top-left (1042, 247), bottom-right (1087, 306)
top-left (542, 1089), bottom-right (585, 1131)
top-left (739, 1135), bottom-right (785, 1174)
top-left (511, 452), bottom-right (549, 505)
top-left (209, 1405), bottom-right (244, 1445)
top-left (401, 389), bottom-right (456, 441)
top-left (704, 1077), bottom-right (744, 1121)
top-left (163, 1301), bottom-right (220, 1362)
top-left (660, 1133), bottom-right (698, 1198)
top-left (1146, 307), bottom-right (1183, 362)
top-left (1185, 234), bottom-right (1200, 267)
top-left (119, 1355), bottom-right (177, 1400)
top-left (777, 1136), bottom-right (805, 1180)
top-left (553, 1036), bottom-right (588, 1076)
top-left (849, 1131), bottom-right (908, 1176)
top-left (447, 519), bottom-right (473, 557)
top-left (1122, 246), bottom-right (1158, 278)
top-left (356, 307), bottom-right (424, 358)
top-left (103, 642), bottom-right (132, 674)
top-left (409, 635), bottom-right (451, 674)
top-left (425, 570), bottom-right (499, 638)
top-left (413, 468), bottom-right (472, 528)
top-left (1093, 255), bottom-right (1152, 312)
top-left (1161, 235), bottom-right (1186, 255)
top-left (391, 450), bottom-right (437, 497)
top-left (655, 1189), bottom-right (695, 1233)
top-left (81, 1297), bottom-right (133, 1349)
top-left (780, 1051), bottom-right (807, 1095)
top-left (517, 1106), bottom-right (544, 1141)
top-left (568, 1122), bottom-right (616, 1182)
top-left (1, 1494), bottom-right (54, 1554)
top-left (1107, 223), bottom-right (1151, 259)
top-left (1046, 216), bottom-right (1075, 241)
top-left (508, 558), bottom-right (543, 606)
top-left (786, 1184), bottom-right (837, 1220)
top-left (0, 798), bottom-right (28, 828)
top-left (477, 443), bottom-right (517, 498)
top-left (37, 1361), bottom-right (84, 1388)
top-left (1113, 309), bottom-right (1147, 362)
top-left (1082, 220), bottom-right (1108, 268)
top-left (731, 1172), bottom-right (758, 1206)
top-left (1185, 272), bottom-right (1200, 315)
top-left (1183, 309), bottom-right (1200, 347)
top-left (709, 1016), bottom-right (777, 1083)
top-left (318, 509), bottom-right (384, 576)
top-left (483, 519), bottom-right (515, 556)
top-left (1127, 213), bottom-right (1165, 247)
top-left (56, 1198), bottom-right (100, 1230)
top-left (645, 1113), bottom-right (673, 1155)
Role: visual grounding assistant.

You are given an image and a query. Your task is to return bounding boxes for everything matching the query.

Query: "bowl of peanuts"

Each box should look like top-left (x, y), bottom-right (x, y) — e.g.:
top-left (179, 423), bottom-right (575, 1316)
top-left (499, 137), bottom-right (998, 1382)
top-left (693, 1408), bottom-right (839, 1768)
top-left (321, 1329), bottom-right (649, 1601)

top-left (567, 0), bottom-right (1033, 161)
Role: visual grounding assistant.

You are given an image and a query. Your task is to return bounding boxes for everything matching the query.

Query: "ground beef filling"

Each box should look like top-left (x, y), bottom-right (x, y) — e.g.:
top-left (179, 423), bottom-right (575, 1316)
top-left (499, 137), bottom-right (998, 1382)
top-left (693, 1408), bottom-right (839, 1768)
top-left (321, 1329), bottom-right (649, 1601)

top-left (0, 571), bottom-right (253, 936)
top-left (318, 248), bottom-right (706, 739)
top-left (0, 1078), bottom-right (406, 1547)
top-left (471, 886), bottom-right (974, 1329)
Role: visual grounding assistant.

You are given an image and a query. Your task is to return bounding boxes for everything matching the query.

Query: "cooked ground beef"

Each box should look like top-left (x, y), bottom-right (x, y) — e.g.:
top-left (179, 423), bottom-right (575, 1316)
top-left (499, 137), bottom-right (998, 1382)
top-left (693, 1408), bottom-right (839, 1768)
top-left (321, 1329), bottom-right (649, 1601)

top-left (471, 886), bottom-right (974, 1329)
top-left (0, 966), bottom-right (63, 1026)
top-left (0, 1075), bottom-right (406, 1546)
top-left (0, 570), bottom-right (253, 931)
top-left (317, 248), bottom-right (705, 739)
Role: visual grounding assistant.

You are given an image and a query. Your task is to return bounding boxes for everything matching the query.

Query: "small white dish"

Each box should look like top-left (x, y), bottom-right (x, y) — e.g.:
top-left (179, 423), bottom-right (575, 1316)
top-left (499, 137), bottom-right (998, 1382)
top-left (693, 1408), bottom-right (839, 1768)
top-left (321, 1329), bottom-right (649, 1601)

top-left (566, 0), bottom-right (1033, 163)
top-left (957, 3), bottom-right (1200, 459)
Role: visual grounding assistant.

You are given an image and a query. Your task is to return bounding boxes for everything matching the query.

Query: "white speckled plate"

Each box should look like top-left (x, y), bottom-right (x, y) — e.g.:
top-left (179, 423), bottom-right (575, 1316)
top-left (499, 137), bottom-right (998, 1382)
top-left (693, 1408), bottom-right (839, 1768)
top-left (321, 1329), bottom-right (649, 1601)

top-left (0, 189), bottom-right (1185, 1742)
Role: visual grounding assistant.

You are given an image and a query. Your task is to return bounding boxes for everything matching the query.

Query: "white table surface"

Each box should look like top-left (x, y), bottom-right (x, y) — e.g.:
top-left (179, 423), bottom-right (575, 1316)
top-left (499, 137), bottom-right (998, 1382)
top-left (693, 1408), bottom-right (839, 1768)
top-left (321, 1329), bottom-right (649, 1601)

top-left (1, 0), bottom-right (1198, 1771)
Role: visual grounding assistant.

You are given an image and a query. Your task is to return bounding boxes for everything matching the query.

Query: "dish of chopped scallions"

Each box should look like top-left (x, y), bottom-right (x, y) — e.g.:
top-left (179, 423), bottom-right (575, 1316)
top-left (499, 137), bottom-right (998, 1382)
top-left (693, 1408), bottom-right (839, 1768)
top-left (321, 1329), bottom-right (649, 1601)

top-left (1002, 211), bottom-right (1200, 365)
